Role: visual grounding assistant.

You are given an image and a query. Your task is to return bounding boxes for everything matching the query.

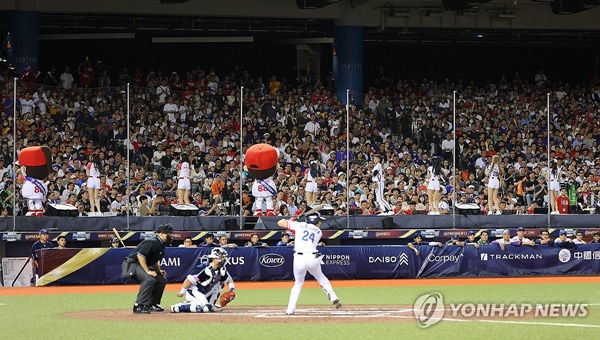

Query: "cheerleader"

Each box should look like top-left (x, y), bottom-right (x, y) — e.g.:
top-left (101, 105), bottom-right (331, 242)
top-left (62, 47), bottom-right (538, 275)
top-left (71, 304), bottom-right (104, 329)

top-left (486, 155), bottom-right (504, 215)
top-left (547, 159), bottom-right (562, 214)
top-left (304, 160), bottom-right (321, 206)
top-left (177, 153), bottom-right (191, 204)
top-left (426, 157), bottom-right (443, 215)
top-left (86, 153), bottom-right (102, 216)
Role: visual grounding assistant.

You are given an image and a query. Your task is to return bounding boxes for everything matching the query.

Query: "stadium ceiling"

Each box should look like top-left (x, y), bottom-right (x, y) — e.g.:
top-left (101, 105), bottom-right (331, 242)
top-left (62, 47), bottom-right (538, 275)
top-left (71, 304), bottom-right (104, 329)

top-left (34, 12), bottom-right (600, 46)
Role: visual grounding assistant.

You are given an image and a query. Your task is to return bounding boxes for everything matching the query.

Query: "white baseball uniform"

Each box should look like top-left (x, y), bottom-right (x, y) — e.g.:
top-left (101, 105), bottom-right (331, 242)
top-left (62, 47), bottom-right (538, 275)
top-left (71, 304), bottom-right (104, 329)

top-left (22, 177), bottom-right (47, 216)
top-left (372, 162), bottom-right (392, 213)
top-left (284, 219), bottom-right (339, 315)
top-left (252, 178), bottom-right (276, 214)
top-left (177, 161), bottom-right (191, 190)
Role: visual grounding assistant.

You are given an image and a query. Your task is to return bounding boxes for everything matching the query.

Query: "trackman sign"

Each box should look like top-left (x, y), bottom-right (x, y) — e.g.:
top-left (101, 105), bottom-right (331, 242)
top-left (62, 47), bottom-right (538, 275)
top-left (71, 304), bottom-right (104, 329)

top-left (259, 254), bottom-right (285, 267)
top-left (480, 253), bottom-right (543, 261)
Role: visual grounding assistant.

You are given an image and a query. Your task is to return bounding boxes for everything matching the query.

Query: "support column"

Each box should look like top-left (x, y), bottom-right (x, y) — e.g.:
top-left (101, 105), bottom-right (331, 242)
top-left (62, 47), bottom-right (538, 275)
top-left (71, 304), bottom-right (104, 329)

top-left (333, 26), bottom-right (363, 105)
top-left (6, 11), bottom-right (39, 75)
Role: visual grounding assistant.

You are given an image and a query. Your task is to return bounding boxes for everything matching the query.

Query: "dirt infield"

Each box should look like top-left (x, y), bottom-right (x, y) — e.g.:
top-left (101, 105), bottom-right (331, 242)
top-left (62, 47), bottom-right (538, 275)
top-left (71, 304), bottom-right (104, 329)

top-left (65, 305), bottom-right (417, 323)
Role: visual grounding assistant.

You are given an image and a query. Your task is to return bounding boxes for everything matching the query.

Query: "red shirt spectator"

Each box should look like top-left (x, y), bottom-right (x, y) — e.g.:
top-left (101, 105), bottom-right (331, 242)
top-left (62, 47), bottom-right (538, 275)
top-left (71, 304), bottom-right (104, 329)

top-left (557, 193), bottom-right (570, 214)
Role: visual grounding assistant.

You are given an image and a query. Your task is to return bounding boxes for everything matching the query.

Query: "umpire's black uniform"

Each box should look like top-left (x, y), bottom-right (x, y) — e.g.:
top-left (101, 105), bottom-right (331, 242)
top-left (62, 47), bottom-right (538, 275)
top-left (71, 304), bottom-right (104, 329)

top-left (122, 224), bottom-right (173, 314)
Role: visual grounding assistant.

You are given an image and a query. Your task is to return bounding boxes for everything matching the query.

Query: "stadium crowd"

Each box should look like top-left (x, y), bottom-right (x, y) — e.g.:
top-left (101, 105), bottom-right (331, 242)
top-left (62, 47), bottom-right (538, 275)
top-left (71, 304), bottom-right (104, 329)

top-left (0, 59), bottom-right (599, 217)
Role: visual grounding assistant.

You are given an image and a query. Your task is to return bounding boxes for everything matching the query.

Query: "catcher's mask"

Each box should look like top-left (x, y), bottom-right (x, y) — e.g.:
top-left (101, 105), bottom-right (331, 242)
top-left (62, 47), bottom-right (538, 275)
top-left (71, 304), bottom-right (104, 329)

top-left (210, 247), bottom-right (228, 266)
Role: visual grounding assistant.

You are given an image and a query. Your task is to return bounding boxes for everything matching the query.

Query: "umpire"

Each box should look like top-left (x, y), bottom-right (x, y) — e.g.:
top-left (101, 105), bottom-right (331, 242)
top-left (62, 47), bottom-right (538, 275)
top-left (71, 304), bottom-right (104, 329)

top-left (122, 224), bottom-right (173, 314)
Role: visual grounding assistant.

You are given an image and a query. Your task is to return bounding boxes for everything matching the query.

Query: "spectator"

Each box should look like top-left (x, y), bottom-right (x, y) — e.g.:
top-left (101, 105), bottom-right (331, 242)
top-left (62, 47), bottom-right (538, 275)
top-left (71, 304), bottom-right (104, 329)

top-left (178, 237), bottom-right (197, 248)
top-left (464, 230), bottom-right (480, 248)
top-left (556, 188), bottom-right (570, 214)
top-left (276, 233), bottom-right (294, 247)
top-left (573, 230), bottom-right (586, 244)
top-left (478, 230), bottom-right (490, 245)
top-left (60, 66), bottom-right (75, 89)
top-left (138, 195), bottom-right (150, 216)
top-left (149, 194), bottom-right (169, 216)
top-left (245, 233), bottom-right (267, 247)
top-left (407, 233), bottom-right (442, 255)
top-left (110, 193), bottom-right (126, 215)
top-left (3, 63), bottom-right (600, 221)
top-left (108, 236), bottom-right (120, 248)
top-left (535, 229), bottom-right (555, 246)
top-left (199, 233), bottom-right (219, 247)
top-left (589, 232), bottom-right (600, 244)
top-left (211, 174), bottom-right (225, 204)
top-left (56, 235), bottom-right (67, 249)
top-left (218, 235), bottom-right (238, 248)
top-left (554, 230), bottom-right (573, 248)
top-left (445, 234), bottom-right (463, 247)
top-left (76, 202), bottom-right (88, 216)
top-left (533, 176), bottom-right (548, 208)
top-left (492, 230), bottom-right (522, 250)
top-left (511, 227), bottom-right (535, 246)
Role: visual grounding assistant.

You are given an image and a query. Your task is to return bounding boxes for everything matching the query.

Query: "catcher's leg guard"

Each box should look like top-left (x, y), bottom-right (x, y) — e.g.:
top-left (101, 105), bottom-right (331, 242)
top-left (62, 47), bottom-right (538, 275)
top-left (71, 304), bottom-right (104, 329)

top-left (176, 303), bottom-right (193, 313)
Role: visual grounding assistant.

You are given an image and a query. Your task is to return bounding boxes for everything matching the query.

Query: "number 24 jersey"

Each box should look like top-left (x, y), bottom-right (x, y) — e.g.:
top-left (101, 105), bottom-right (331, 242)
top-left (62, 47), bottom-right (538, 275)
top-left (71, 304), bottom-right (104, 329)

top-left (286, 221), bottom-right (322, 253)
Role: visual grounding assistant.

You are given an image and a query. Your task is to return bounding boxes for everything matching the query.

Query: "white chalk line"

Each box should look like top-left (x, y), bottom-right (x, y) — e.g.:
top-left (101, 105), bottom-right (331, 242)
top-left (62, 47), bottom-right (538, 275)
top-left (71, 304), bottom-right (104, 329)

top-left (228, 304), bottom-right (600, 328)
top-left (468, 319), bottom-right (600, 329)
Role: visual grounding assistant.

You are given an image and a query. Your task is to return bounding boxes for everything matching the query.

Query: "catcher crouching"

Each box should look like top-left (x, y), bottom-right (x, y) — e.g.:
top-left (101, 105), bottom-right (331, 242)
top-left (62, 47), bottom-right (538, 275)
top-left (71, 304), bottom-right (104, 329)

top-left (170, 248), bottom-right (236, 313)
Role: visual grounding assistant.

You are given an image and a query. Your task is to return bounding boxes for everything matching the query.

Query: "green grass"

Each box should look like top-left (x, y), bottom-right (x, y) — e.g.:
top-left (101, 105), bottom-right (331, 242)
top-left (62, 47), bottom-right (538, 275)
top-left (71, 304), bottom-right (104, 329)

top-left (1, 282), bottom-right (600, 339)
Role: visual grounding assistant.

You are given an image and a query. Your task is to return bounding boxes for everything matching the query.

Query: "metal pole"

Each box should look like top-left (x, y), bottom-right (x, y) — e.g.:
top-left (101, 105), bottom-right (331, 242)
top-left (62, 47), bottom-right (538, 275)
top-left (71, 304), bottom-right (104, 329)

top-left (346, 89), bottom-right (350, 230)
top-left (547, 92), bottom-right (551, 227)
top-left (126, 83), bottom-right (130, 228)
top-left (452, 90), bottom-right (456, 229)
top-left (12, 77), bottom-right (17, 229)
top-left (239, 86), bottom-right (244, 228)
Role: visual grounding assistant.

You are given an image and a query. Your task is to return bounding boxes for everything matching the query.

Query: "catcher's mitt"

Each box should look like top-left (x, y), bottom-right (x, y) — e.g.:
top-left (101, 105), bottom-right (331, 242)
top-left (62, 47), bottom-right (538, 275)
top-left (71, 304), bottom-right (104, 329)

top-left (219, 291), bottom-right (236, 307)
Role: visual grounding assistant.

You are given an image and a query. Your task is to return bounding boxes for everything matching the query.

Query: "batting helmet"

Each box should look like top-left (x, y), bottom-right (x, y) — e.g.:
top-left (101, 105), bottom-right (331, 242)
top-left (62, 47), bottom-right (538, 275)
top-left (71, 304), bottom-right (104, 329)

top-left (306, 212), bottom-right (325, 225)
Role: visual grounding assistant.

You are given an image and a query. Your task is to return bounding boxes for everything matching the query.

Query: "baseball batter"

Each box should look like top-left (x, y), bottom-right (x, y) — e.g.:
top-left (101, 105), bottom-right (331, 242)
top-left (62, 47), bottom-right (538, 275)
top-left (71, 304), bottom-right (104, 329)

top-left (170, 248), bottom-right (235, 313)
top-left (277, 212), bottom-right (341, 315)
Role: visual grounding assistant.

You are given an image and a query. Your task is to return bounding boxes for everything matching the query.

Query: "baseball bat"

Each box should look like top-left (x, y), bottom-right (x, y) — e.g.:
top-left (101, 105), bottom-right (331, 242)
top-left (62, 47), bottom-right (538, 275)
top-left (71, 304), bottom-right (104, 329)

top-left (112, 228), bottom-right (127, 248)
top-left (298, 204), bottom-right (324, 218)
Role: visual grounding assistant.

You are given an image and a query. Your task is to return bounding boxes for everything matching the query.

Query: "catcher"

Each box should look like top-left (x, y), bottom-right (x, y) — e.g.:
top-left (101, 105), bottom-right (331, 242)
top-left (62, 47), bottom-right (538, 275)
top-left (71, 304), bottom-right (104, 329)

top-left (170, 247), bottom-right (236, 313)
